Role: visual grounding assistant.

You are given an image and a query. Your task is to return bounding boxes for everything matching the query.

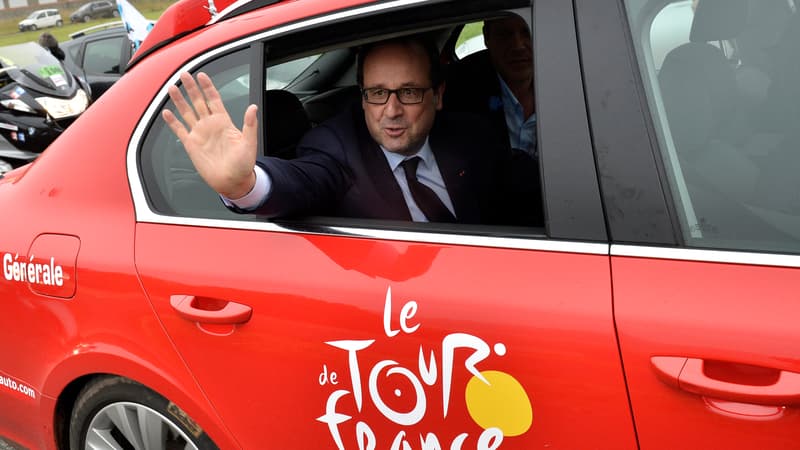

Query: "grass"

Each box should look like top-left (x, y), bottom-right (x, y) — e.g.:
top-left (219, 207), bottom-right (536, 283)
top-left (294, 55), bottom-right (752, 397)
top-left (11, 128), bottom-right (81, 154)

top-left (456, 21), bottom-right (483, 48)
top-left (0, 0), bottom-right (173, 47)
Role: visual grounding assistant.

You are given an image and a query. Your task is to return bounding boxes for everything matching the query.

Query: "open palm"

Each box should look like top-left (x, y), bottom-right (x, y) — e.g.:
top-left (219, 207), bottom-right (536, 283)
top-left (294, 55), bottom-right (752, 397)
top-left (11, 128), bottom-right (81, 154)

top-left (162, 72), bottom-right (259, 199)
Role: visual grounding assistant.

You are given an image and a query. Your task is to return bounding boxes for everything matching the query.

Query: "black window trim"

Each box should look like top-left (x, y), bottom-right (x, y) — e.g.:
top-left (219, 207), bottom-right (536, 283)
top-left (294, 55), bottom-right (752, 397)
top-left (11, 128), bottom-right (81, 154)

top-left (575, 0), bottom-right (682, 246)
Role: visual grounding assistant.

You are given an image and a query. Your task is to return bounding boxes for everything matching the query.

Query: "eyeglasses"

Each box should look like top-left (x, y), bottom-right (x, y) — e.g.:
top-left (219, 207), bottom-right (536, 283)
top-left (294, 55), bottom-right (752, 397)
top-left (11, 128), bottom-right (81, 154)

top-left (361, 87), bottom-right (432, 105)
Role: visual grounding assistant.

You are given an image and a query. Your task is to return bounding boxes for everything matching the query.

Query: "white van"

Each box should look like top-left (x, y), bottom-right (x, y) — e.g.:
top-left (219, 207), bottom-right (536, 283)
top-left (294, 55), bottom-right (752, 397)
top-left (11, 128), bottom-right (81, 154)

top-left (18, 9), bottom-right (63, 32)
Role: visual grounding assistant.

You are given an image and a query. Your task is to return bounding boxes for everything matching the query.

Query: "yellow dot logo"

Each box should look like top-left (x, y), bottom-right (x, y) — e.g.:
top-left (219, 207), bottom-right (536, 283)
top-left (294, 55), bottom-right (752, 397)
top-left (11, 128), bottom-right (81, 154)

top-left (465, 370), bottom-right (532, 437)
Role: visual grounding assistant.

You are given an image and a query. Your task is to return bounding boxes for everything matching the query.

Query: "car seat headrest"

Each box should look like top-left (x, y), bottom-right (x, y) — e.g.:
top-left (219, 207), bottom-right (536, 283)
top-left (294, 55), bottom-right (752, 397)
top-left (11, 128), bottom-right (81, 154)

top-left (690, 0), bottom-right (748, 42)
top-left (659, 43), bottom-right (738, 152)
top-left (264, 89), bottom-right (311, 160)
top-left (738, 0), bottom-right (792, 51)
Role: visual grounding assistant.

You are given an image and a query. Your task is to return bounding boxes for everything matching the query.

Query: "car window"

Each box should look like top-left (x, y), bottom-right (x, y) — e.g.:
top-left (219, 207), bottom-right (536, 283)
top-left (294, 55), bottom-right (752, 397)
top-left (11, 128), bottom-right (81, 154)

top-left (140, 48), bottom-right (346, 219)
top-left (83, 36), bottom-right (124, 74)
top-left (139, 4), bottom-right (547, 234)
top-left (139, 48), bottom-right (253, 219)
top-left (625, 0), bottom-right (800, 253)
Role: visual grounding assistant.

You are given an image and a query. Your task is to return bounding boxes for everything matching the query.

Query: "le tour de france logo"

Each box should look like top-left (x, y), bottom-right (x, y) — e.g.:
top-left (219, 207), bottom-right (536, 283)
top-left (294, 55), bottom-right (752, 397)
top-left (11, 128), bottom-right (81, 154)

top-left (316, 287), bottom-right (533, 450)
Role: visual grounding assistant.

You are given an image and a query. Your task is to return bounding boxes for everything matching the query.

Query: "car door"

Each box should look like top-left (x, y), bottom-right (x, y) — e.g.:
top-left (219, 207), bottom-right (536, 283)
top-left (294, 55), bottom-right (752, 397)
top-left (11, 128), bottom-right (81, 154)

top-left (131, 0), bottom-right (638, 448)
top-left (79, 34), bottom-right (128, 98)
top-left (46, 10), bottom-right (57, 27)
top-left (578, 0), bottom-right (800, 448)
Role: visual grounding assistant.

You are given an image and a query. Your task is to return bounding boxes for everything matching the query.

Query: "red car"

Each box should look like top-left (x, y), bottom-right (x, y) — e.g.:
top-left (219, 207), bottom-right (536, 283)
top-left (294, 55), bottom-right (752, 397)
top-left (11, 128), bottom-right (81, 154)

top-left (1, 0), bottom-right (799, 448)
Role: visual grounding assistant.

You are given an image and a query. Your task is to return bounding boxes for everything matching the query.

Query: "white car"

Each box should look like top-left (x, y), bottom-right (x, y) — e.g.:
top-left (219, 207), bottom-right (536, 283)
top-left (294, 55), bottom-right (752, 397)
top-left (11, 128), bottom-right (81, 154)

top-left (18, 8), bottom-right (63, 32)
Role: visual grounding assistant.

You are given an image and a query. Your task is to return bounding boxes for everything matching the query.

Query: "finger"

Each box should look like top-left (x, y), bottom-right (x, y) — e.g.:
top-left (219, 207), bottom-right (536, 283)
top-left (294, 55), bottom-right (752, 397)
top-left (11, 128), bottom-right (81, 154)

top-left (167, 84), bottom-right (199, 127)
top-left (181, 72), bottom-right (211, 117)
top-left (196, 72), bottom-right (227, 116)
top-left (242, 104), bottom-right (259, 158)
top-left (162, 109), bottom-right (190, 144)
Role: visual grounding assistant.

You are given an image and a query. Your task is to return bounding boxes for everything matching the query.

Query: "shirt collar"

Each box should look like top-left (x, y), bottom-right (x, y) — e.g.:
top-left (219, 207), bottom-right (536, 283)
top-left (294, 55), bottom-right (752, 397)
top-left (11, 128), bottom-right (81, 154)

top-left (497, 74), bottom-right (522, 110)
top-left (381, 138), bottom-right (434, 172)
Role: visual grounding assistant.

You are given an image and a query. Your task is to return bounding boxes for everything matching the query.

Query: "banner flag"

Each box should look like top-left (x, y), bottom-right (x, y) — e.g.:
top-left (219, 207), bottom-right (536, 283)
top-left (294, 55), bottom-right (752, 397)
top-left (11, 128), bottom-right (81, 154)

top-left (116, 0), bottom-right (155, 51)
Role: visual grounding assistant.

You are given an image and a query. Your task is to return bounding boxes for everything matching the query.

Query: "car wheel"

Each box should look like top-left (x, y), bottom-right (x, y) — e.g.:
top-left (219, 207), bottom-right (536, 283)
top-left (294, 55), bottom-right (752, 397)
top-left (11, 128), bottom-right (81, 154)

top-left (69, 376), bottom-right (219, 450)
top-left (30, 24), bottom-right (37, 31)
top-left (83, 15), bottom-right (91, 22)
top-left (112, 10), bottom-right (119, 17)
top-left (56, 19), bottom-right (63, 26)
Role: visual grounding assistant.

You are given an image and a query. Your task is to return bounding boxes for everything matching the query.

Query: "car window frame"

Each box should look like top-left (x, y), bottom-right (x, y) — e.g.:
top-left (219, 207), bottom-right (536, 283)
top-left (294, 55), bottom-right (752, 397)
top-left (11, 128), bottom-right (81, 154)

top-left (130, 0), bottom-right (607, 246)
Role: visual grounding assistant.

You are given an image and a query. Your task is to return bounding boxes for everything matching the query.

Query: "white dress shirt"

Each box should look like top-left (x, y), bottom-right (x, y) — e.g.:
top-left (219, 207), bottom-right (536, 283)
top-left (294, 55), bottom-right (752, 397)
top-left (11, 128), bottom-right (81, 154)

top-left (381, 138), bottom-right (456, 222)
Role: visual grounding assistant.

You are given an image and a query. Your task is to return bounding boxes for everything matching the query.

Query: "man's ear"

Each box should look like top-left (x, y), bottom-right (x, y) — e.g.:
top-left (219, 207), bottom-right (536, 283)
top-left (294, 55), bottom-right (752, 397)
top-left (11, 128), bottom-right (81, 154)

top-left (434, 83), bottom-right (445, 110)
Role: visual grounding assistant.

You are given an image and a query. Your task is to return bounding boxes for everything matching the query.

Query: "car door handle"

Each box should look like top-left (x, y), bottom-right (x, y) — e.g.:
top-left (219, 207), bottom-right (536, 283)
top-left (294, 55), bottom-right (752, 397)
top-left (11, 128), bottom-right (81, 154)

top-left (169, 295), bottom-right (252, 325)
top-left (651, 356), bottom-right (800, 406)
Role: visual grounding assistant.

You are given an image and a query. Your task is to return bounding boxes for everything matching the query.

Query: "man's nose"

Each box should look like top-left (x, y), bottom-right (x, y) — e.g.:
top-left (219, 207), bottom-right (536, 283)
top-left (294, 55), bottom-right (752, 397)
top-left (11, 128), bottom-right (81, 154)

top-left (384, 93), bottom-right (404, 116)
top-left (511, 31), bottom-right (531, 48)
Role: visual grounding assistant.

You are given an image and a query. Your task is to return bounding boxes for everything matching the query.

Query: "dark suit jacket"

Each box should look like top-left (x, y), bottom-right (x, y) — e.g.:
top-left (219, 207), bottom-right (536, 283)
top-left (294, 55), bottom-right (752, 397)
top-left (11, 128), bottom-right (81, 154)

top-left (250, 103), bottom-right (541, 225)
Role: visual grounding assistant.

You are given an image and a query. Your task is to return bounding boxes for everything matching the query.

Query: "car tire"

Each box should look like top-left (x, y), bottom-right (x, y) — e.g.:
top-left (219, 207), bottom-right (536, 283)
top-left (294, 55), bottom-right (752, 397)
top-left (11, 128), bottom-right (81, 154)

top-left (30, 24), bottom-right (37, 31)
top-left (68, 376), bottom-right (219, 450)
top-left (56, 19), bottom-right (63, 26)
top-left (83, 15), bottom-right (91, 22)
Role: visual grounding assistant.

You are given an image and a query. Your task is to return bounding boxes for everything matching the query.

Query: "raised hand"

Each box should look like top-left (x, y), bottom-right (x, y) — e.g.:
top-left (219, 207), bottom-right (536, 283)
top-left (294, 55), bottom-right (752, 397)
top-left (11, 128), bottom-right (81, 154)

top-left (162, 72), bottom-right (259, 199)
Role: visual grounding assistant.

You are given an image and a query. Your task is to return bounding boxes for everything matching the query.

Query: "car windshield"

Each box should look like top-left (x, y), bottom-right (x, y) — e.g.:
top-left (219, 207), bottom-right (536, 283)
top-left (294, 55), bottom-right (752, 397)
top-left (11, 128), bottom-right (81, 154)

top-left (0, 42), bottom-right (60, 69)
top-left (26, 11), bottom-right (41, 19)
top-left (0, 42), bottom-right (75, 95)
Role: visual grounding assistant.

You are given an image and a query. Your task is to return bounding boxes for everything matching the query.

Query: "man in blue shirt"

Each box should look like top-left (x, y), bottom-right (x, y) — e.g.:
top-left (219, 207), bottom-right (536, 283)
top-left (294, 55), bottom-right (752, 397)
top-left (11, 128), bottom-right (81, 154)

top-left (445, 14), bottom-right (537, 157)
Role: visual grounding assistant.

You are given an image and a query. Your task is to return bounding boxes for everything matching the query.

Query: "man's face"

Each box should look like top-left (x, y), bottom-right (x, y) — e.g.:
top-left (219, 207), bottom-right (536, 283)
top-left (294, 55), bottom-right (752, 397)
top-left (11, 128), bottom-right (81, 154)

top-left (484, 16), bottom-right (533, 85)
top-left (361, 42), bottom-right (443, 156)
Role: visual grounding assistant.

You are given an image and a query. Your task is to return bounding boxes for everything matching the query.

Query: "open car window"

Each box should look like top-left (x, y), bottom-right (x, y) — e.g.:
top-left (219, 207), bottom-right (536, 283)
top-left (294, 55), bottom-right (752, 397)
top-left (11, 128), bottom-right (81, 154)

top-left (137, 2), bottom-right (558, 237)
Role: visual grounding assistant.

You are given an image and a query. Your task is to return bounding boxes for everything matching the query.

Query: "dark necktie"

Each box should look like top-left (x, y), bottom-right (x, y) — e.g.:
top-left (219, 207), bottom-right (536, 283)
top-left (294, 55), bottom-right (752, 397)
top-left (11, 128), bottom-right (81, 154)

top-left (400, 156), bottom-right (456, 222)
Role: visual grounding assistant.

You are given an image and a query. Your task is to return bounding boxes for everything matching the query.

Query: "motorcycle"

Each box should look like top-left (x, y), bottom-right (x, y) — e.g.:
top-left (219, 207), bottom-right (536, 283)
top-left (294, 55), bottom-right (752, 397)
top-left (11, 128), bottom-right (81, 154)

top-left (0, 41), bottom-right (91, 175)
